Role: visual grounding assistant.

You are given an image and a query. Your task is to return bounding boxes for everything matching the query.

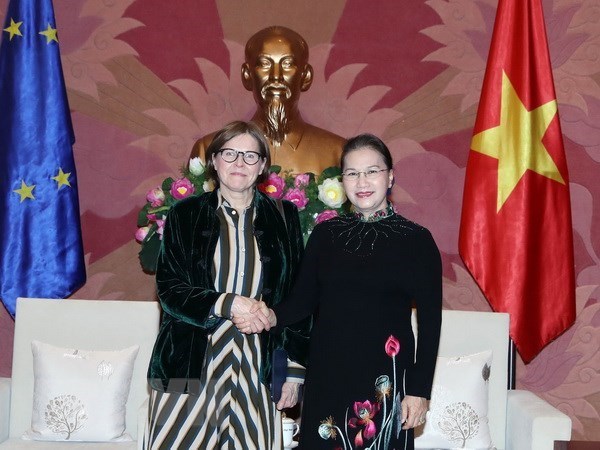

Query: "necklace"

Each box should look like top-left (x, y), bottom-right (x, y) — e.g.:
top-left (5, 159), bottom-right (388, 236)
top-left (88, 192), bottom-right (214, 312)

top-left (327, 207), bottom-right (414, 257)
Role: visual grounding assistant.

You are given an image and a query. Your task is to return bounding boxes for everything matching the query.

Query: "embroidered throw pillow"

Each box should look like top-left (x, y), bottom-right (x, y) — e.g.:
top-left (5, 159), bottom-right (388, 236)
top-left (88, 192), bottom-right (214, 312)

top-left (414, 350), bottom-right (493, 449)
top-left (23, 340), bottom-right (139, 442)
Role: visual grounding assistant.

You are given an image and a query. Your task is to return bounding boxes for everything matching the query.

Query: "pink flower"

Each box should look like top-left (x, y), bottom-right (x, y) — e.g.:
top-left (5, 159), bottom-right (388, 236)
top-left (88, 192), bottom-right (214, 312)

top-left (146, 187), bottom-right (165, 207)
top-left (170, 177), bottom-right (195, 200)
top-left (156, 219), bottom-right (165, 240)
top-left (294, 173), bottom-right (310, 188)
top-left (385, 335), bottom-right (400, 357)
top-left (258, 172), bottom-right (286, 199)
top-left (283, 188), bottom-right (309, 210)
top-left (315, 209), bottom-right (339, 224)
top-left (135, 226), bottom-right (150, 242)
top-left (354, 430), bottom-right (364, 448)
top-left (146, 213), bottom-right (157, 222)
top-left (348, 400), bottom-right (380, 447)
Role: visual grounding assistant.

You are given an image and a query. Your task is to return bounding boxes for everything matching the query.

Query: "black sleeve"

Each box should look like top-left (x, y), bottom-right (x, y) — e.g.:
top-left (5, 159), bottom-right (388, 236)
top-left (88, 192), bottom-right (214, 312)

top-left (272, 224), bottom-right (325, 331)
top-left (405, 228), bottom-right (443, 399)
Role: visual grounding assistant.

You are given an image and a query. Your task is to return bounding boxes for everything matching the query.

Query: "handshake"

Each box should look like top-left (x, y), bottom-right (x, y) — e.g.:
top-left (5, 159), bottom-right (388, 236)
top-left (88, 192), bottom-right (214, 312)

top-left (231, 295), bottom-right (277, 334)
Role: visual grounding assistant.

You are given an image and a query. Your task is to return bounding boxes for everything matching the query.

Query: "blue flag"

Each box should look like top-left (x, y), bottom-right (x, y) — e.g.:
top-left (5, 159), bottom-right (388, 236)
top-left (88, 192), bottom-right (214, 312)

top-left (0, 0), bottom-right (86, 316)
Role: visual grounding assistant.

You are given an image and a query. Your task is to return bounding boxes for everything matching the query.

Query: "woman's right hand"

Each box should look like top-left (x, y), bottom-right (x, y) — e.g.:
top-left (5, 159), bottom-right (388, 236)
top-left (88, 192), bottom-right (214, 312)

top-left (231, 296), bottom-right (272, 333)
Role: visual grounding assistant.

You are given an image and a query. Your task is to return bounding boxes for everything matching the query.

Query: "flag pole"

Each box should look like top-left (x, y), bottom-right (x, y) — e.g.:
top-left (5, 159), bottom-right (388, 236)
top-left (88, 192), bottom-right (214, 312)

top-left (507, 338), bottom-right (516, 389)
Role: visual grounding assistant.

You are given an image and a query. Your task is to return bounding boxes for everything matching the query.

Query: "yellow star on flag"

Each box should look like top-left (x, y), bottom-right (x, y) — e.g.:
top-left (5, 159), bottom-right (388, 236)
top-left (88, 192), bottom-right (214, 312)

top-left (39, 23), bottom-right (58, 43)
top-left (52, 167), bottom-right (72, 188)
top-left (13, 180), bottom-right (36, 202)
top-left (471, 71), bottom-right (564, 212)
top-left (3, 18), bottom-right (23, 41)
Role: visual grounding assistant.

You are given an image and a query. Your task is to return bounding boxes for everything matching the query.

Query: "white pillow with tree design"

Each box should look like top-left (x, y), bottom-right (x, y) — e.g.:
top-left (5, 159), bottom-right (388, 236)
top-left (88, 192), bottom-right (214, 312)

top-left (414, 350), bottom-right (493, 449)
top-left (23, 340), bottom-right (139, 442)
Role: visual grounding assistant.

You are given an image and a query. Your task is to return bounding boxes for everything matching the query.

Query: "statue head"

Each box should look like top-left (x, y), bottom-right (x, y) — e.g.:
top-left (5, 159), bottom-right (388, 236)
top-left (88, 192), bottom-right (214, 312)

top-left (242, 26), bottom-right (314, 146)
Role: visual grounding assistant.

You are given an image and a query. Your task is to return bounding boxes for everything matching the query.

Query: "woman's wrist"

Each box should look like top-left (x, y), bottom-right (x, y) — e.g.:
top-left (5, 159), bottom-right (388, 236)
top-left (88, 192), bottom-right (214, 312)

top-left (229, 295), bottom-right (247, 318)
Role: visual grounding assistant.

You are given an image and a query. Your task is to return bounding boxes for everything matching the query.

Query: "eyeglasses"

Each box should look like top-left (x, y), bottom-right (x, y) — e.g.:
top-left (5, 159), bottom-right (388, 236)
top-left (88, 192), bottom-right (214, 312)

top-left (218, 149), bottom-right (263, 165)
top-left (341, 168), bottom-right (389, 181)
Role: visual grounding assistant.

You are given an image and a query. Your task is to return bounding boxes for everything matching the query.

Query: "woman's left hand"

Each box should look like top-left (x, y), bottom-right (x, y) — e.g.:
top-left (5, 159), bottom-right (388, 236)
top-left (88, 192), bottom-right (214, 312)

top-left (277, 382), bottom-right (301, 410)
top-left (400, 395), bottom-right (428, 429)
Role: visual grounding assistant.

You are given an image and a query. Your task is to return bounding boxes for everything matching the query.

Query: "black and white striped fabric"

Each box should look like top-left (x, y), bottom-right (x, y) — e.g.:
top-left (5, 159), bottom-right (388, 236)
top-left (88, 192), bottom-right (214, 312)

top-left (144, 194), bottom-right (283, 449)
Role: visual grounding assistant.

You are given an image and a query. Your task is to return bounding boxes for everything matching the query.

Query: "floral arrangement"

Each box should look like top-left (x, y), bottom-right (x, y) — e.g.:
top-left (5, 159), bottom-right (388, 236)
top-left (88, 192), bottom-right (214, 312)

top-left (318, 335), bottom-right (401, 449)
top-left (135, 158), bottom-right (348, 273)
top-left (257, 165), bottom-right (348, 238)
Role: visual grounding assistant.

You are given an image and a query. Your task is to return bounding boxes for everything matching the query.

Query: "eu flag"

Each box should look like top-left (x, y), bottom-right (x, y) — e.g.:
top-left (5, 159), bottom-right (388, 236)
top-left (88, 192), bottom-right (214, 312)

top-left (0, 0), bottom-right (86, 316)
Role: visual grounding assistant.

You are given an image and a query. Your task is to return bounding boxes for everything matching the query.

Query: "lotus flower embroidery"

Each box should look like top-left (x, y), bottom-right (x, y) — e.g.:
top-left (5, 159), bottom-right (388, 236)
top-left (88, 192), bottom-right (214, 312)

top-left (348, 400), bottom-right (380, 447)
top-left (318, 335), bottom-right (402, 449)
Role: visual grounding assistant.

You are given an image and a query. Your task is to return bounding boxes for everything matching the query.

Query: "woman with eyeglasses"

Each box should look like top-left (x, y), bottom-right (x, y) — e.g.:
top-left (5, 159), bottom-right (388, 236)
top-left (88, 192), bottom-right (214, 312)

top-left (236, 133), bottom-right (442, 450)
top-left (144, 121), bottom-right (311, 449)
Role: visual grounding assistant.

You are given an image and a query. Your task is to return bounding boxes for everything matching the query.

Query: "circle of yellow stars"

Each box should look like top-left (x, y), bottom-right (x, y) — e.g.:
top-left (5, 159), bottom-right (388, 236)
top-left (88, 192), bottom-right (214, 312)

top-left (3, 18), bottom-right (58, 43)
top-left (13, 168), bottom-right (73, 203)
top-left (471, 71), bottom-right (565, 212)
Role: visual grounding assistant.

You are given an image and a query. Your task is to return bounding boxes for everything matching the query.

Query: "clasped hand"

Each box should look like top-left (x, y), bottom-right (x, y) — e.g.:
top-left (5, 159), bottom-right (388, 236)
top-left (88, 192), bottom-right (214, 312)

top-left (231, 295), bottom-right (276, 334)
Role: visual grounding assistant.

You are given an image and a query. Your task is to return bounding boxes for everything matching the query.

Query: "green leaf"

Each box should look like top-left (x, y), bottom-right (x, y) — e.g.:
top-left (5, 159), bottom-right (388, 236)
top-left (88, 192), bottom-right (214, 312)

top-left (186, 171), bottom-right (206, 189)
top-left (320, 166), bottom-right (342, 180)
top-left (139, 233), bottom-right (161, 273)
top-left (148, 206), bottom-right (170, 215)
top-left (164, 196), bottom-right (177, 208)
top-left (137, 204), bottom-right (151, 227)
top-left (161, 177), bottom-right (174, 191)
top-left (270, 165), bottom-right (282, 174)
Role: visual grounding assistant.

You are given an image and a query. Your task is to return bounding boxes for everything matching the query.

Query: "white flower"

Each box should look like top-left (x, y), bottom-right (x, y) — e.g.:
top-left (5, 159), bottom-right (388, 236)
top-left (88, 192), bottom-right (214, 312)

top-left (317, 177), bottom-right (346, 209)
top-left (189, 157), bottom-right (205, 176)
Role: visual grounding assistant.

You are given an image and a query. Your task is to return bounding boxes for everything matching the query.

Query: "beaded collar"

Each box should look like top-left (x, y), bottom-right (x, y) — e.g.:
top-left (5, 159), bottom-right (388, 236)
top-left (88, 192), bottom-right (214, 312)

top-left (353, 203), bottom-right (395, 223)
top-left (327, 206), bottom-right (415, 257)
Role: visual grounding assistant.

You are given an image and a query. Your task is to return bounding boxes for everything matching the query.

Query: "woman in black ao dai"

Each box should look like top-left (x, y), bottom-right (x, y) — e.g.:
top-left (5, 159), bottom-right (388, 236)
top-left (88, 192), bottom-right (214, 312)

top-left (267, 134), bottom-right (442, 450)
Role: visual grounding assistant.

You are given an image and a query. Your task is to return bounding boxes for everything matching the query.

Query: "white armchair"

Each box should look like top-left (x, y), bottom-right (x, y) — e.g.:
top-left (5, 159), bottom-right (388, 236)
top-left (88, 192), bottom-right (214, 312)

top-left (414, 309), bottom-right (572, 450)
top-left (0, 297), bottom-right (160, 449)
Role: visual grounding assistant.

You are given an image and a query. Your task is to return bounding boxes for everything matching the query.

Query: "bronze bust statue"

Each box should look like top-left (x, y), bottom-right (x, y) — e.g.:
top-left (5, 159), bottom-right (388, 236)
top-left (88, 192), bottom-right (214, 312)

top-left (190, 26), bottom-right (344, 174)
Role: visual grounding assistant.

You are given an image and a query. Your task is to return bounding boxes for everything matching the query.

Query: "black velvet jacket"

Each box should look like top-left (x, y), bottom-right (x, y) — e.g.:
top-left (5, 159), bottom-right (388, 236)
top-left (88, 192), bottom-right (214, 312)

top-left (147, 190), bottom-right (311, 394)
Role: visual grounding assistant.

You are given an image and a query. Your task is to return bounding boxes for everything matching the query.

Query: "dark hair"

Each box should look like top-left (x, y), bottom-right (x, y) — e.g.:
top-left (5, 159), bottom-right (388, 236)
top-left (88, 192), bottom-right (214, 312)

top-left (205, 121), bottom-right (271, 186)
top-left (341, 133), bottom-right (393, 170)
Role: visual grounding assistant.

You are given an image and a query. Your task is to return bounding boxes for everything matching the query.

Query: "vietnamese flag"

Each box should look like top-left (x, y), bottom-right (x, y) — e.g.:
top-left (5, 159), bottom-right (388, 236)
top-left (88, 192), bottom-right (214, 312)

top-left (458, 0), bottom-right (575, 363)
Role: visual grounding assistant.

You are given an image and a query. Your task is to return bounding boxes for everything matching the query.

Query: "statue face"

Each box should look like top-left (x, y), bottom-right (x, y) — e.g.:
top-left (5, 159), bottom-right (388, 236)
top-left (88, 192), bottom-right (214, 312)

top-left (242, 32), bottom-right (312, 113)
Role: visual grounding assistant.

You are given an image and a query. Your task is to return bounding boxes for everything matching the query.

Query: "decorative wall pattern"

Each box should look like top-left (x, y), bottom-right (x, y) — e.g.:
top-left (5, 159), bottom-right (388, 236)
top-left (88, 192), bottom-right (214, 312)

top-left (1, 0), bottom-right (598, 440)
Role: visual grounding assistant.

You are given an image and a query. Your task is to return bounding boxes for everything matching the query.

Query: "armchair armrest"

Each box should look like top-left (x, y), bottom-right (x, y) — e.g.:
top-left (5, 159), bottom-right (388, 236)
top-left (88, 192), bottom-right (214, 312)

top-left (0, 378), bottom-right (10, 443)
top-left (506, 389), bottom-right (571, 450)
top-left (137, 397), bottom-right (149, 450)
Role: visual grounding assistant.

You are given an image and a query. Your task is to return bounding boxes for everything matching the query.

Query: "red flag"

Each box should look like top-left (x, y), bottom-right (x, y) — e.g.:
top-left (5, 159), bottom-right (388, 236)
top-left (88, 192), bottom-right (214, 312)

top-left (458, 0), bottom-right (575, 363)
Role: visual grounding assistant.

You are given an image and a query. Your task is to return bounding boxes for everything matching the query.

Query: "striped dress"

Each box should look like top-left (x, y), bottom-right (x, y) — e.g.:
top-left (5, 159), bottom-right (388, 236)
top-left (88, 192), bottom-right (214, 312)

top-left (144, 195), bottom-right (283, 449)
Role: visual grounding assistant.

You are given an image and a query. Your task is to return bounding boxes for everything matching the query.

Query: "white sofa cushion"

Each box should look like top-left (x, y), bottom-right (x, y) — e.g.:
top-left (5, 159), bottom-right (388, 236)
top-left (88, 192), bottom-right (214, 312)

top-left (23, 341), bottom-right (138, 442)
top-left (415, 350), bottom-right (493, 449)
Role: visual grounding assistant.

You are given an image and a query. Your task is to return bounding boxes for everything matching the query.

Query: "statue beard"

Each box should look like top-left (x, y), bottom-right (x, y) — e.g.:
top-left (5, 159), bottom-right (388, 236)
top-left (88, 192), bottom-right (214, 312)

top-left (261, 88), bottom-right (290, 148)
